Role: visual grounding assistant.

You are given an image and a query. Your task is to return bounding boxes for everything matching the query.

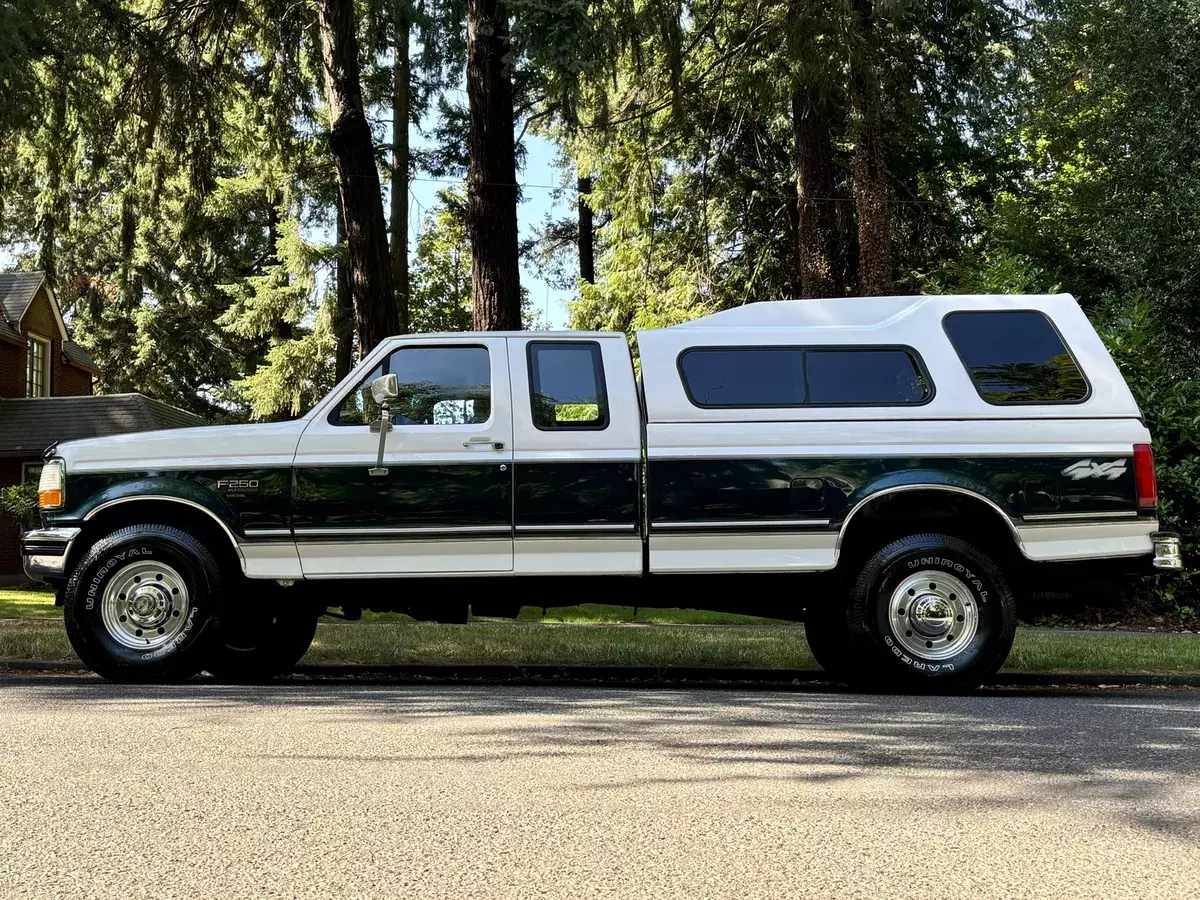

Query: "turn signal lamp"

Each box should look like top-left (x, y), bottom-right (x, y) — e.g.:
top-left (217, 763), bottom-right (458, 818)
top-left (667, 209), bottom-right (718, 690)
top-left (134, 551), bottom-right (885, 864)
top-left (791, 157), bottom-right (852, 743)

top-left (38, 460), bottom-right (65, 510)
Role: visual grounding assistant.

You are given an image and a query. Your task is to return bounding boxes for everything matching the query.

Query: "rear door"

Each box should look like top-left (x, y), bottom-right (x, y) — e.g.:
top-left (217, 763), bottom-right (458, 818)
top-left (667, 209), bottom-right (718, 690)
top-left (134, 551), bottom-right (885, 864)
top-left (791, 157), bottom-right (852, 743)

top-left (293, 337), bottom-right (514, 576)
top-left (507, 335), bottom-right (642, 575)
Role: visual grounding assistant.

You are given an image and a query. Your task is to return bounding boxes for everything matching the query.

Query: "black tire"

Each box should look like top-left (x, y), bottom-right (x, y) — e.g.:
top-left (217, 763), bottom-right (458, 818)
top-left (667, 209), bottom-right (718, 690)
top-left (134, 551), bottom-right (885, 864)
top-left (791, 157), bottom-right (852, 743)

top-left (63, 525), bottom-right (224, 683)
top-left (205, 585), bottom-right (319, 682)
top-left (846, 533), bottom-right (1016, 692)
top-left (804, 599), bottom-right (855, 678)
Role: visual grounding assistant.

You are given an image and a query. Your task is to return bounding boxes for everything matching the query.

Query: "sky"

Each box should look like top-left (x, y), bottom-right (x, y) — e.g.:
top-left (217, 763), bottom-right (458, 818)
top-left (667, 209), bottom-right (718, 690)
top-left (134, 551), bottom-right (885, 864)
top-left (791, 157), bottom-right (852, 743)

top-left (405, 124), bottom-right (577, 330)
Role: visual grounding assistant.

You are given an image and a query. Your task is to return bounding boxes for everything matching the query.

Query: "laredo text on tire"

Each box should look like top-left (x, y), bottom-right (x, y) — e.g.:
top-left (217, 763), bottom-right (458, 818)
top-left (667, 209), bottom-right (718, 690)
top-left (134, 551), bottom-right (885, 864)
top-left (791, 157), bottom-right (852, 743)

top-left (847, 533), bottom-right (1016, 692)
top-left (63, 525), bottom-right (225, 683)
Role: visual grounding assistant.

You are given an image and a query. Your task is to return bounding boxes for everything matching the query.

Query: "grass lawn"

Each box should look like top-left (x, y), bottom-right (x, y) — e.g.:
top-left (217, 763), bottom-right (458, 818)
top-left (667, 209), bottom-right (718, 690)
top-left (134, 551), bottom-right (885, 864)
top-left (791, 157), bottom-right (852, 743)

top-left (2, 587), bottom-right (1199, 675)
top-left (0, 587), bottom-right (59, 620)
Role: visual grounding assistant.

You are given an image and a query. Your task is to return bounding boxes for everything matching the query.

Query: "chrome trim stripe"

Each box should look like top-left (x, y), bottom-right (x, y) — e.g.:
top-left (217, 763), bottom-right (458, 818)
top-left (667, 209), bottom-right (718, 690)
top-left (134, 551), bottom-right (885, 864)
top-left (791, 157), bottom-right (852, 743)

top-left (243, 528), bottom-right (293, 538)
top-left (1022, 511), bottom-right (1140, 522)
top-left (653, 518), bottom-right (831, 530)
top-left (293, 525), bottom-right (512, 537)
top-left (515, 524), bottom-right (637, 534)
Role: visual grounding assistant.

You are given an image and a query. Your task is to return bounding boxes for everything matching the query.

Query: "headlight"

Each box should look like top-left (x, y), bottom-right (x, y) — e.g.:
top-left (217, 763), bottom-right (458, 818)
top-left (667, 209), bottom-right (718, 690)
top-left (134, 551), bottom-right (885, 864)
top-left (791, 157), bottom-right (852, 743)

top-left (38, 460), bottom-right (65, 510)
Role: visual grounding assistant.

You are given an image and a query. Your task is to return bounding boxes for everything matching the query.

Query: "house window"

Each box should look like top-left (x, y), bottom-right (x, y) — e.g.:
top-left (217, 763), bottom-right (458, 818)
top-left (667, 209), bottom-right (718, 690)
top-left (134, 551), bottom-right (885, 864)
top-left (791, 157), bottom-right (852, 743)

top-left (22, 462), bottom-right (43, 485)
top-left (26, 335), bottom-right (49, 398)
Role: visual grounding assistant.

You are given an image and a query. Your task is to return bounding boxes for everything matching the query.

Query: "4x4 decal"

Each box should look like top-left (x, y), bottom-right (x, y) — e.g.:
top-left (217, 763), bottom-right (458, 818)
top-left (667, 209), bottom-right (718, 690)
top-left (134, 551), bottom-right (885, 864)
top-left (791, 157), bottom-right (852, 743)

top-left (1061, 459), bottom-right (1128, 481)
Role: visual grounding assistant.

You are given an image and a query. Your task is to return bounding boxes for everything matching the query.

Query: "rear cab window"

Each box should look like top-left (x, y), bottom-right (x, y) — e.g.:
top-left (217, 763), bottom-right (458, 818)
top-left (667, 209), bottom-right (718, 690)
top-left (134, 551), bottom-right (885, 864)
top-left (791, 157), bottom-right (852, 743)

top-left (527, 341), bottom-right (609, 429)
top-left (677, 346), bottom-right (931, 408)
top-left (943, 310), bottom-right (1090, 404)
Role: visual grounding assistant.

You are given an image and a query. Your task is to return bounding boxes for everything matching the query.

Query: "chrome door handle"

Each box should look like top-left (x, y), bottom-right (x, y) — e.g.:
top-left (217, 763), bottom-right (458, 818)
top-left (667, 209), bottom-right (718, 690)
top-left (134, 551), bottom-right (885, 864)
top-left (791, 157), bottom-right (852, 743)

top-left (463, 437), bottom-right (505, 450)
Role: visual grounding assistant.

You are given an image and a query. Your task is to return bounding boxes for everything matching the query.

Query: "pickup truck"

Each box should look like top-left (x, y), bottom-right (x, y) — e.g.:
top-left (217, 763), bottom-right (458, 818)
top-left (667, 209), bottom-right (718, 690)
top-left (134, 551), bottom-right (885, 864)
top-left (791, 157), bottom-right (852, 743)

top-left (23, 293), bottom-right (1182, 689)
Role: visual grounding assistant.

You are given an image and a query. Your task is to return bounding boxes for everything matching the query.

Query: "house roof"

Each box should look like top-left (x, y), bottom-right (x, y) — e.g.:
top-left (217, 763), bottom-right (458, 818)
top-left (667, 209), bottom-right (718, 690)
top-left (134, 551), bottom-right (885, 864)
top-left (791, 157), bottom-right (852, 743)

top-left (62, 340), bottom-right (100, 373)
top-left (0, 271), bottom-right (99, 371)
top-left (0, 272), bottom-right (47, 342)
top-left (0, 393), bottom-right (206, 457)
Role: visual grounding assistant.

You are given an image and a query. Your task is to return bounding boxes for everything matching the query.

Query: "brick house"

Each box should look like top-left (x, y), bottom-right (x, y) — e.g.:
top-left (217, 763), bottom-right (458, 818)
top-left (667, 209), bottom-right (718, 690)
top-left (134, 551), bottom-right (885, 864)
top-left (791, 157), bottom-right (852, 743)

top-left (0, 272), bottom-right (204, 581)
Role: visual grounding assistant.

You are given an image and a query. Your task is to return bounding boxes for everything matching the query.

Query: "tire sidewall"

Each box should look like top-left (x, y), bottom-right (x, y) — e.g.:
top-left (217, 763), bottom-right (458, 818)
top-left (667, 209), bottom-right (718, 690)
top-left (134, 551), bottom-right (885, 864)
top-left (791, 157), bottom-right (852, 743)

top-left (851, 535), bottom-right (1015, 687)
top-left (65, 527), bottom-right (222, 680)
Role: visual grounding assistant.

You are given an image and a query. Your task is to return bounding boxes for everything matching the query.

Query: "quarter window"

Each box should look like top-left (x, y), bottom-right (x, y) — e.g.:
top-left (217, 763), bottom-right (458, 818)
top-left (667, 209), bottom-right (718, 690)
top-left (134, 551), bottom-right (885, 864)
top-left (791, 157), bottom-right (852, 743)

top-left (678, 347), bottom-right (929, 408)
top-left (528, 341), bottom-right (608, 429)
top-left (943, 310), bottom-right (1089, 404)
top-left (334, 345), bottom-right (491, 425)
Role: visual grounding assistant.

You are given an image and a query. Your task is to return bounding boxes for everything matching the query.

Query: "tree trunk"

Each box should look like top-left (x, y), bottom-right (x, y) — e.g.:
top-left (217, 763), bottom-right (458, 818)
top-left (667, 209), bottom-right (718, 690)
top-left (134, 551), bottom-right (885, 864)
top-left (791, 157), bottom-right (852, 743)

top-left (391, 0), bottom-right (411, 335)
top-left (466, 0), bottom-right (522, 330)
top-left (578, 175), bottom-right (595, 284)
top-left (37, 83), bottom-right (67, 287)
top-left (791, 84), bottom-right (846, 298)
top-left (850, 0), bottom-right (892, 296)
top-left (318, 0), bottom-right (398, 356)
top-left (334, 201), bottom-right (354, 381)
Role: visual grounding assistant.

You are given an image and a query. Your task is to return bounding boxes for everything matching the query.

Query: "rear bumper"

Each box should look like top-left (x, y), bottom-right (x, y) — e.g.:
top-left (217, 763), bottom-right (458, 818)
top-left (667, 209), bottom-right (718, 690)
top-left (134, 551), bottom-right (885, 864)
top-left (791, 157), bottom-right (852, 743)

top-left (21, 527), bottom-right (81, 583)
top-left (1151, 532), bottom-right (1183, 571)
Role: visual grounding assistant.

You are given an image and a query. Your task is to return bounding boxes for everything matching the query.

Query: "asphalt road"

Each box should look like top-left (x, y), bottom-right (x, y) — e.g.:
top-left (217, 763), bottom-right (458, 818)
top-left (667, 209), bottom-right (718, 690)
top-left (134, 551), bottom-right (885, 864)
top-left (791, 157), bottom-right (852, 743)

top-left (2, 678), bottom-right (1199, 900)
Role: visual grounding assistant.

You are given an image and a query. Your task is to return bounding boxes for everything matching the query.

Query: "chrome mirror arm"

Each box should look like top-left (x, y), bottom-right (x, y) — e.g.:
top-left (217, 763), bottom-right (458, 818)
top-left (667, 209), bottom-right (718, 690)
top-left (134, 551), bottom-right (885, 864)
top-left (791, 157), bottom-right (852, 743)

top-left (368, 403), bottom-right (392, 477)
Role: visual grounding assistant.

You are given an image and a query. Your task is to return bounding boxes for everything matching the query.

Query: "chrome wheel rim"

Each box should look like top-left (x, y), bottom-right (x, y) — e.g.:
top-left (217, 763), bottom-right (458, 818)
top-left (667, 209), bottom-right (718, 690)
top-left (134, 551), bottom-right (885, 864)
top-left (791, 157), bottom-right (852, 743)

top-left (887, 570), bottom-right (978, 662)
top-left (100, 561), bottom-right (191, 651)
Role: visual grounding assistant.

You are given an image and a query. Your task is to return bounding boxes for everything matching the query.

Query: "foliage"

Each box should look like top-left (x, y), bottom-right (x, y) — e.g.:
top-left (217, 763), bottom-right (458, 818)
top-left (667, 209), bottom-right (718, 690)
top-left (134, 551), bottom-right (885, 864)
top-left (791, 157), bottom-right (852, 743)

top-left (0, 483), bottom-right (38, 531)
top-left (1097, 297), bottom-right (1200, 606)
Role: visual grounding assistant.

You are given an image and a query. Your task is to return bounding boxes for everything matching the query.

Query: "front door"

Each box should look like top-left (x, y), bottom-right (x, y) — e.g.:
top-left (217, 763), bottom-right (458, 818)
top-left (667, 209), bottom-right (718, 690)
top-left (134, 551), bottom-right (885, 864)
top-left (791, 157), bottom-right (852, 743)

top-left (292, 337), bottom-right (514, 576)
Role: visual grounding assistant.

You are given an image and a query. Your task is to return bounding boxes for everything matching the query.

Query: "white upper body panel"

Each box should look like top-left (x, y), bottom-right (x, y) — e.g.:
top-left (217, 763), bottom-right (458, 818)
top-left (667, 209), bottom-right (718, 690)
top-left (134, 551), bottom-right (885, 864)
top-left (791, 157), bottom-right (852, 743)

top-left (637, 293), bottom-right (1141, 423)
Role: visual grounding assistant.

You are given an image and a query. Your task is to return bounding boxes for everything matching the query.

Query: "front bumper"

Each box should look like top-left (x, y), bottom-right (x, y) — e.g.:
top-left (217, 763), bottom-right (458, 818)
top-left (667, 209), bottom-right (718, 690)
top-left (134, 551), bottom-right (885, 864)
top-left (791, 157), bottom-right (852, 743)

top-left (21, 527), bottom-right (81, 582)
top-left (1151, 532), bottom-right (1184, 571)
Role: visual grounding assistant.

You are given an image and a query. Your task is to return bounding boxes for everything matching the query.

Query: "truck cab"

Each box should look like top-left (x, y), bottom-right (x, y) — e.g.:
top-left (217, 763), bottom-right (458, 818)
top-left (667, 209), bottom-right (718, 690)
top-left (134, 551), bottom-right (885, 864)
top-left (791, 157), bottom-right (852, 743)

top-left (23, 294), bottom-right (1183, 689)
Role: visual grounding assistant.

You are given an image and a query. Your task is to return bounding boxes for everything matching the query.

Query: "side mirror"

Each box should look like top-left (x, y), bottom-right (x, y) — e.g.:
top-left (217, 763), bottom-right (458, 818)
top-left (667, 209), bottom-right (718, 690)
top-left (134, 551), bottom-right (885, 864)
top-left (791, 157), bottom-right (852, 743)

top-left (371, 373), bottom-right (399, 404)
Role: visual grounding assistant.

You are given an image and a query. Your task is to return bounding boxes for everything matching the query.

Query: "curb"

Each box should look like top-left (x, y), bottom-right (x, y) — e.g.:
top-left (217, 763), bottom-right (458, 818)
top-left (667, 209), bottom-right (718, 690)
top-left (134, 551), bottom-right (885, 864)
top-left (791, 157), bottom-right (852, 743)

top-left (4, 659), bottom-right (1200, 688)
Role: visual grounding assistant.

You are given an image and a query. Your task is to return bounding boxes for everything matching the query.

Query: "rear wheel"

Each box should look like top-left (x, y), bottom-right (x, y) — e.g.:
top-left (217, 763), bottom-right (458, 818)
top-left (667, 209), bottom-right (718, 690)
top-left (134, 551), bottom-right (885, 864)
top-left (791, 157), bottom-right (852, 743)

top-left (846, 533), bottom-right (1016, 692)
top-left (205, 585), bottom-right (319, 682)
top-left (63, 525), bottom-right (223, 683)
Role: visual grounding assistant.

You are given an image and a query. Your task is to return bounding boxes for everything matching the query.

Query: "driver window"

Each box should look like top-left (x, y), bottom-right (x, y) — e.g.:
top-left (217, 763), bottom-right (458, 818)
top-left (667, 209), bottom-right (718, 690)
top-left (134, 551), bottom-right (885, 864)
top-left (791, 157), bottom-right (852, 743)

top-left (335, 345), bottom-right (492, 425)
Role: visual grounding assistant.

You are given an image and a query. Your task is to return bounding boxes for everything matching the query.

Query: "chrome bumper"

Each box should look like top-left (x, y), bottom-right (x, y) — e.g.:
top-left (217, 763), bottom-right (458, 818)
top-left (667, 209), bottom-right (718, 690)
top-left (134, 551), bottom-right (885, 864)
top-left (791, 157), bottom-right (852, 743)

top-left (21, 527), bottom-right (81, 582)
top-left (1151, 532), bottom-right (1183, 571)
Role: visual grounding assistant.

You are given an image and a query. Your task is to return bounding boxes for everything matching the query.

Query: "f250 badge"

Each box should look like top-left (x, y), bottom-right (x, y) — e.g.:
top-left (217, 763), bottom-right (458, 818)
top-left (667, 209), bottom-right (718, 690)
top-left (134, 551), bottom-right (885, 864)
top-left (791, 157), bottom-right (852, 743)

top-left (1061, 459), bottom-right (1127, 481)
top-left (216, 479), bottom-right (259, 490)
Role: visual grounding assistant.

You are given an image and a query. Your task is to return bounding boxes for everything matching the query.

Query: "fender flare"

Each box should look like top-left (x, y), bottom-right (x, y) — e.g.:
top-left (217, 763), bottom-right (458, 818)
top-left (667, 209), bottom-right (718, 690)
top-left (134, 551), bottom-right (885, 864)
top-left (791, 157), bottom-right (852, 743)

top-left (834, 472), bottom-right (1024, 556)
top-left (77, 480), bottom-right (244, 563)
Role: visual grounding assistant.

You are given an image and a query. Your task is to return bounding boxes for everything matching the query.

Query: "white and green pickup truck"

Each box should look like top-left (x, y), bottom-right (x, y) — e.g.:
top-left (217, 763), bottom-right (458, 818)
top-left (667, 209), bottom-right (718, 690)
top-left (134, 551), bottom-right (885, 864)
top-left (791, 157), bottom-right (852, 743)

top-left (23, 294), bottom-right (1181, 689)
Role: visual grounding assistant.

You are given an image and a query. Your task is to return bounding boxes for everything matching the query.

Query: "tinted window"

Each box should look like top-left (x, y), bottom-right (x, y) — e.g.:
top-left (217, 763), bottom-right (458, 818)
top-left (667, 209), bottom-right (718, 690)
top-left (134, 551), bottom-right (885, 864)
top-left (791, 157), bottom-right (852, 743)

top-left (806, 349), bottom-right (928, 404)
top-left (335, 345), bottom-right (491, 425)
top-left (679, 348), bottom-right (807, 407)
top-left (528, 342), bottom-right (608, 429)
top-left (943, 310), bottom-right (1088, 404)
top-left (678, 347), bottom-right (929, 407)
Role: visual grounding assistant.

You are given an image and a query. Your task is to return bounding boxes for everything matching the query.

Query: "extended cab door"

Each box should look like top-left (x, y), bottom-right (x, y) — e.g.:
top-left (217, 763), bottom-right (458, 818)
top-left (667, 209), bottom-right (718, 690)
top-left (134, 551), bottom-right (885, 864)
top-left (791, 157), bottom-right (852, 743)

top-left (507, 334), bottom-right (642, 575)
top-left (292, 336), bottom-right (514, 576)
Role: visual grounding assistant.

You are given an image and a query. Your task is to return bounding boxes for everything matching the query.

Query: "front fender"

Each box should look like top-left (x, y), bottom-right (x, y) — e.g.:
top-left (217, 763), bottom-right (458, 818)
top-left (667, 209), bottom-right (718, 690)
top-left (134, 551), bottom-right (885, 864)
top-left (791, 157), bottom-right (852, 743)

top-left (48, 473), bottom-right (240, 537)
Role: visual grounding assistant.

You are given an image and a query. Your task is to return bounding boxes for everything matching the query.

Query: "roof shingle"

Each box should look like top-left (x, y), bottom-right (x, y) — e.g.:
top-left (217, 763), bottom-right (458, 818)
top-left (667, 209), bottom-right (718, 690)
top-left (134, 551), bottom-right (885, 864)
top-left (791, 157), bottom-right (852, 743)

top-left (0, 393), bottom-right (206, 457)
top-left (0, 272), bottom-right (45, 330)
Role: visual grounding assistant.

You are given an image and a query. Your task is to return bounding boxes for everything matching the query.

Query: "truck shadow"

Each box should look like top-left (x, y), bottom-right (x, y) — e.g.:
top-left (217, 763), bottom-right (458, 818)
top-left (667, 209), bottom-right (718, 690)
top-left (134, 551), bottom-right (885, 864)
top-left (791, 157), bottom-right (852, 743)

top-left (6, 676), bottom-right (1200, 840)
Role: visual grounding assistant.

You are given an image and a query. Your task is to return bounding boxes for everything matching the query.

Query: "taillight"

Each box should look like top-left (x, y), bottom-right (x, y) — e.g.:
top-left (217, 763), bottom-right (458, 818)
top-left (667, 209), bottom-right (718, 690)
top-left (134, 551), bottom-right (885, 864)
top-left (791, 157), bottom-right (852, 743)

top-left (1134, 443), bottom-right (1157, 509)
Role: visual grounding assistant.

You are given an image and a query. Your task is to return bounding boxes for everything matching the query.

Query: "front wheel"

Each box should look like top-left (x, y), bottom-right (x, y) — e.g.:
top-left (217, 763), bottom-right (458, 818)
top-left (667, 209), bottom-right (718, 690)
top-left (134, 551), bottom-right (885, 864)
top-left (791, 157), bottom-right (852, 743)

top-left (847, 533), bottom-right (1016, 692)
top-left (63, 525), bottom-right (224, 683)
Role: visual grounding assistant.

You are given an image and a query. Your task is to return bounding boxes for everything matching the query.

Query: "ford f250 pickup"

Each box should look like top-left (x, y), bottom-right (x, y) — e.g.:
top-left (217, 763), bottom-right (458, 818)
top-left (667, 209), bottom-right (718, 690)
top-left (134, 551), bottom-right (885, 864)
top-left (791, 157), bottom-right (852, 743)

top-left (23, 294), bottom-right (1182, 689)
